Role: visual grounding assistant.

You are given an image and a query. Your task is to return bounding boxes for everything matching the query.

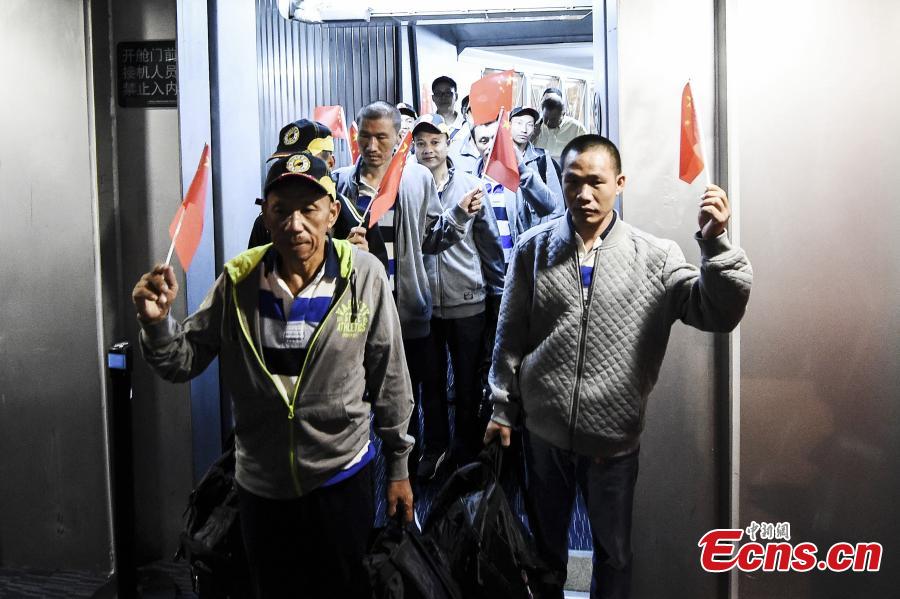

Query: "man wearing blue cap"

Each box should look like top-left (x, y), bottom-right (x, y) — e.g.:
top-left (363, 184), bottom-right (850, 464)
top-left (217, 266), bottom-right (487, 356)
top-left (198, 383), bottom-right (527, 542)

top-left (412, 113), bottom-right (505, 477)
top-left (134, 152), bottom-right (415, 598)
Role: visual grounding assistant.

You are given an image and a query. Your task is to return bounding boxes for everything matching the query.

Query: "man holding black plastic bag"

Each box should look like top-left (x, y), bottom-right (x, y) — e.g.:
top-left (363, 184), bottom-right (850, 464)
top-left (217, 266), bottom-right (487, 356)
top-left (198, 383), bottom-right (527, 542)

top-left (485, 135), bottom-right (752, 598)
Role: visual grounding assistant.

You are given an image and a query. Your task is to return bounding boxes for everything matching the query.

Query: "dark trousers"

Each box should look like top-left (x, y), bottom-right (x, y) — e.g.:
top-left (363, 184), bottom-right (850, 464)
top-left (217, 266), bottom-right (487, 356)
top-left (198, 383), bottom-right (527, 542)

top-left (523, 432), bottom-right (639, 599)
top-left (403, 335), bottom-right (432, 483)
top-left (237, 464), bottom-right (374, 599)
top-left (422, 313), bottom-right (486, 464)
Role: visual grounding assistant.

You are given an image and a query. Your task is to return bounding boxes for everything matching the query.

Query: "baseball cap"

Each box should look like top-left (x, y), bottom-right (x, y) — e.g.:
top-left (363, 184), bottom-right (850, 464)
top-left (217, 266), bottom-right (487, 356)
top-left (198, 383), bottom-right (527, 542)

top-left (411, 114), bottom-right (450, 137)
top-left (269, 119), bottom-right (334, 160)
top-left (262, 152), bottom-right (337, 201)
top-left (509, 106), bottom-right (539, 122)
top-left (397, 102), bottom-right (418, 119)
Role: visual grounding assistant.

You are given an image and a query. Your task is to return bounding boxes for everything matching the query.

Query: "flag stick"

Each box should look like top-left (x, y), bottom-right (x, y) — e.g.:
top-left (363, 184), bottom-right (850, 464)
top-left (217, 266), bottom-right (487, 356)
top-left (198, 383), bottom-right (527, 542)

top-left (164, 203), bottom-right (187, 266)
top-left (689, 80), bottom-right (713, 187)
top-left (359, 200), bottom-right (373, 225)
top-left (359, 132), bottom-right (413, 226)
top-left (479, 107), bottom-right (507, 187)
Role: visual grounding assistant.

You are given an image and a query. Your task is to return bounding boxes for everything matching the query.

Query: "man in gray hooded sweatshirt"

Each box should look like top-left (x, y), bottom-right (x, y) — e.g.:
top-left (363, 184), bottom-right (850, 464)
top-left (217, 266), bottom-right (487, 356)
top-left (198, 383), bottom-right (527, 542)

top-left (332, 101), bottom-right (481, 476)
top-left (134, 154), bottom-right (415, 598)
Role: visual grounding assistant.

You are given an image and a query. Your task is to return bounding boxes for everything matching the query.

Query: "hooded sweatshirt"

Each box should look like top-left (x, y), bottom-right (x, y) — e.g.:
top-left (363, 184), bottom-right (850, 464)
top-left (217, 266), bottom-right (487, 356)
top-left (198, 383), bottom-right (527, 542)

top-left (140, 239), bottom-right (414, 499)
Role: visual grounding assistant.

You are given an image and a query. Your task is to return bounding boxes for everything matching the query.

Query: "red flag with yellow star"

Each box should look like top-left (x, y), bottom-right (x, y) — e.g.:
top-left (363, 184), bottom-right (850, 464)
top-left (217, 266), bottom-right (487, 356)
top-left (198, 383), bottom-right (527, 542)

top-left (470, 70), bottom-right (516, 125)
top-left (367, 131), bottom-right (413, 228)
top-left (679, 82), bottom-right (705, 183)
top-left (486, 118), bottom-right (520, 192)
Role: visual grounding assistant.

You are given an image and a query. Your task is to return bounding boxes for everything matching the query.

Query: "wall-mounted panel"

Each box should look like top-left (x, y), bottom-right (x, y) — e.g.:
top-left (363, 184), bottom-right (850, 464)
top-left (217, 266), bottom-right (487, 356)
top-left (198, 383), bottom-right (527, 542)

top-left (110, 0), bottom-right (194, 563)
top-left (0, 0), bottom-right (112, 571)
top-left (618, 0), bottom-right (722, 597)
top-left (257, 0), bottom-right (401, 170)
top-left (735, 1), bottom-right (900, 596)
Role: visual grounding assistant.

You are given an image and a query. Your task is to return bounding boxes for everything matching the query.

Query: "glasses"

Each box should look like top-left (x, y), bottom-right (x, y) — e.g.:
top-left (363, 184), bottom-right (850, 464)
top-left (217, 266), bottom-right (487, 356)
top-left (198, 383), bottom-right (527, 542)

top-left (433, 91), bottom-right (455, 97)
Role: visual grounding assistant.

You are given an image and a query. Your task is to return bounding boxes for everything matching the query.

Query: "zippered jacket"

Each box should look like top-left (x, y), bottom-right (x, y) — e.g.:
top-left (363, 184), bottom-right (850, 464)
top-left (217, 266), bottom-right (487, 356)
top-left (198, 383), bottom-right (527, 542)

top-left (489, 214), bottom-right (753, 457)
top-left (521, 142), bottom-right (565, 222)
top-left (333, 161), bottom-right (472, 339)
top-left (139, 240), bottom-right (414, 499)
top-left (448, 131), bottom-right (480, 175)
top-left (476, 156), bottom-right (560, 242)
top-left (426, 165), bottom-right (506, 318)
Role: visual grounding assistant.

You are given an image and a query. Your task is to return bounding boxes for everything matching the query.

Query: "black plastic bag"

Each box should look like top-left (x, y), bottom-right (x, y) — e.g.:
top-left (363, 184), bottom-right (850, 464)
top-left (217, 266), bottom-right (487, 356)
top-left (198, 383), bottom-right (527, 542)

top-left (176, 432), bottom-right (252, 598)
top-left (423, 440), bottom-right (548, 598)
top-left (364, 506), bottom-right (462, 599)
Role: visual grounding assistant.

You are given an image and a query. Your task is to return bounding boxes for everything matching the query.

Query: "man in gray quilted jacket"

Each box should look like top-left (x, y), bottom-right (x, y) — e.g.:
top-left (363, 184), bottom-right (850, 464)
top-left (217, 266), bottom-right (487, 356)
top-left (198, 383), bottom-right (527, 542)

top-left (484, 135), bottom-right (752, 599)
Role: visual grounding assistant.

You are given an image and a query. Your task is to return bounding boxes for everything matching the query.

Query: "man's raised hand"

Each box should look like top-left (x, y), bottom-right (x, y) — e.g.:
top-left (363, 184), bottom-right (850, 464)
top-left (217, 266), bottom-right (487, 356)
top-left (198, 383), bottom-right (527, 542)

top-left (132, 264), bottom-right (178, 323)
top-left (699, 184), bottom-right (731, 239)
top-left (458, 186), bottom-right (484, 216)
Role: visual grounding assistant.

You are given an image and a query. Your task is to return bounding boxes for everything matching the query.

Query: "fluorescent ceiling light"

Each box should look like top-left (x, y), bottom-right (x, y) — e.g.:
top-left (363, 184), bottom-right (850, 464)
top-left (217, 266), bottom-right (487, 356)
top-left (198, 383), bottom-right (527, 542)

top-left (277, 1), bottom-right (591, 22)
top-left (277, 0), bottom-right (373, 22)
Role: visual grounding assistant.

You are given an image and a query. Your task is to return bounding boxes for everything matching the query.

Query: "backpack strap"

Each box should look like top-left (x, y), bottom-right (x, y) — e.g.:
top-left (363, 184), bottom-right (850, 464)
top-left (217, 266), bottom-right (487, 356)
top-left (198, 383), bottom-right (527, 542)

top-left (536, 153), bottom-right (548, 184)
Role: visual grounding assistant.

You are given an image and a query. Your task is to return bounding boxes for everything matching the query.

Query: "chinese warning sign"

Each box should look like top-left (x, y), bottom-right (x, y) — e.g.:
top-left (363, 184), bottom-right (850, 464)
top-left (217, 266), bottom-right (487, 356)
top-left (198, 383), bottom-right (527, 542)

top-left (117, 41), bottom-right (177, 108)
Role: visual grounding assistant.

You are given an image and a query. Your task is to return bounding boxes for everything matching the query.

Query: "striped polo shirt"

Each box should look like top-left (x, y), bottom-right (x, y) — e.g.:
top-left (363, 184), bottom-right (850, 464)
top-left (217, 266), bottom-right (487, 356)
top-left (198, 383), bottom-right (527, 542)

top-left (258, 244), bottom-right (373, 486)
top-left (575, 211), bottom-right (617, 301)
top-left (357, 177), bottom-right (396, 289)
top-left (484, 178), bottom-right (513, 263)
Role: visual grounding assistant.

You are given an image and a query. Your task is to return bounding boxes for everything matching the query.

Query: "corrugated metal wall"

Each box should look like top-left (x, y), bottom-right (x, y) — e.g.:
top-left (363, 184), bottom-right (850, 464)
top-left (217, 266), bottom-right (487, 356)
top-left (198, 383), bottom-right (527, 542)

top-left (256, 0), bottom-right (401, 169)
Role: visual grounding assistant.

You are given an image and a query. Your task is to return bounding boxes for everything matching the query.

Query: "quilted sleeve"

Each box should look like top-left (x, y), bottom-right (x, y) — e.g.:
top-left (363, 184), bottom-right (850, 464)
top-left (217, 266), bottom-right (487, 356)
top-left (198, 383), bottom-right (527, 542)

top-left (662, 232), bottom-right (753, 332)
top-left (487, 242), bottom-right (534, 427)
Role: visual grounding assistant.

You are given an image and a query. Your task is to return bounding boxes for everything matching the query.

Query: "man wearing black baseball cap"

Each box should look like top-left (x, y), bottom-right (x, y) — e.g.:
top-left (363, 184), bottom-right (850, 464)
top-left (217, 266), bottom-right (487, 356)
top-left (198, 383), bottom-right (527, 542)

top-left (248, 118), bottom-right (389, 272)
top-left (134, 151), bottom-right (416, 598)
top-left (396, 102), bottom-right (418, 142)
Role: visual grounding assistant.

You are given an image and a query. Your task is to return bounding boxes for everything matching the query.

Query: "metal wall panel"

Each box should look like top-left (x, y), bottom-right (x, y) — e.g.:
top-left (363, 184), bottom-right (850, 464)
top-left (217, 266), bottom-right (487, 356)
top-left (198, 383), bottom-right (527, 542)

top-left (257, 0), bottom-right (400, 169)
top-left (618, 0), bottom-right (722, 597)
top-left (0, 0), bottom-right (112, 571)
top-left (734, 1), bottom-right (900, 596)
top-left (110, 0), bottom-right (194, 562)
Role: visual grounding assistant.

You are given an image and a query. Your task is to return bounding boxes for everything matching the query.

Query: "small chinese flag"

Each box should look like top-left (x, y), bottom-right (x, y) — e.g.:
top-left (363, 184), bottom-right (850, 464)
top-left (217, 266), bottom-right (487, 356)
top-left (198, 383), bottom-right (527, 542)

top-left (367, 131), bottom-right (413, 228)
top-left (419, 82), bottom-right (434, 116)
top-left (470, 70), bottom-right (516, 125)
top-left (168, 144), bottom-right (211, 271)
top-left (313, 105), bottom-right (348, 140)
top-left (349, 120), bottom-right (360, 164)
top-left (679, 82), bottom-right (705, 183)
top-left (486, 119), bottom-right (520, 192)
